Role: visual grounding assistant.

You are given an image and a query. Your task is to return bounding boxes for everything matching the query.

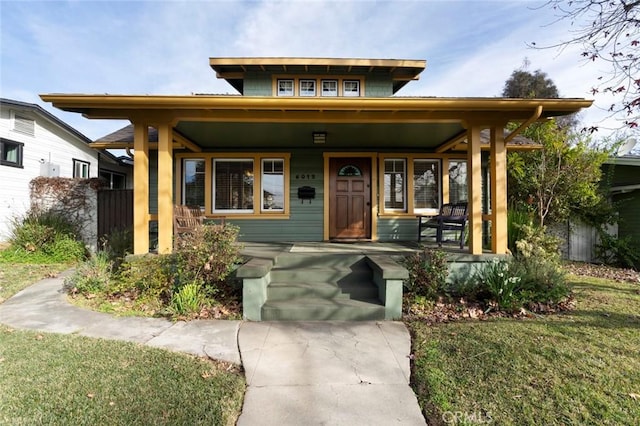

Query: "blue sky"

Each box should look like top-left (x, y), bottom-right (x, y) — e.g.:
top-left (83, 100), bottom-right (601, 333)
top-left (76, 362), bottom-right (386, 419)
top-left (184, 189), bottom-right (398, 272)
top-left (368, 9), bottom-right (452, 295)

top-left (0, 0), bottom-right (621, 141)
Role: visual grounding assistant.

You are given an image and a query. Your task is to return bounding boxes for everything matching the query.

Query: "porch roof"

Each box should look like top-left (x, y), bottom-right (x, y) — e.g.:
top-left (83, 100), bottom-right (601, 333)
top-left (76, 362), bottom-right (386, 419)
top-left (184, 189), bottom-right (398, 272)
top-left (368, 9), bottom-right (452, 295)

top-left (40, 94), bottom-right (592, 151)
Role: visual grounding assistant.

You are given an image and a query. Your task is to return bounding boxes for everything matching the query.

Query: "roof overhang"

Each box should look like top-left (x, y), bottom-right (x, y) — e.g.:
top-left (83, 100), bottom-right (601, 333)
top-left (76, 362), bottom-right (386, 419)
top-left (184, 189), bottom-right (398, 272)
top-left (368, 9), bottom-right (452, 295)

top-left (209, 57), bottom-right (427, 94)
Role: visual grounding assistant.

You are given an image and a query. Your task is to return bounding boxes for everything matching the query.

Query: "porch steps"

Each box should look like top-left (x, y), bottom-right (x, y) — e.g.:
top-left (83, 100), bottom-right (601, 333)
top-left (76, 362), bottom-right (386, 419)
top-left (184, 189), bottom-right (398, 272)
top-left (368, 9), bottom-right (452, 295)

top-left (261, 253), bottom-right (385, 321)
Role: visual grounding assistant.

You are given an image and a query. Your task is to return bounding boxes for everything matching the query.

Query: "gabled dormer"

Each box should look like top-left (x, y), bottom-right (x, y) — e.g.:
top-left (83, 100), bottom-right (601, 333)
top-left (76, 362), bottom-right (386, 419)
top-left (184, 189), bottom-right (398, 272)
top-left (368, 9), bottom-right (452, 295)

top-left (209, 57), bottom-right (426, 97)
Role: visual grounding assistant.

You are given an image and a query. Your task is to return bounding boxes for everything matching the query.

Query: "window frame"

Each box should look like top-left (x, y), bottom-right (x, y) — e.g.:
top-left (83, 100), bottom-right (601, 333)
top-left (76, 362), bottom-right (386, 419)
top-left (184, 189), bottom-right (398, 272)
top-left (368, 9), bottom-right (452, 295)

top-left (299, 79), bottom-right (316, 97)
top-left (0, 138), bottom-right (24, 168)
top-left (181, 158), bottom-right (206, 209)
top-left (261, 158), bottom-right (285, 212)
top-left (277, 79), bottom-right (294, 96)
top-left (413, 159), bottom-right (441, 215)
top-left (343, 80), bottom-right (360, 97)
top-left (212, 158), bottom-right (256, 214)
top-left (321, 79), bottom-right (338, 97)
top-left (383, 158), bottom-right (407, 212)
top-left (99, 169), bottom-right (127, 189)
top-left (73, 159), bottom-right (90, 178)
top-left (175, 152), bottom-right (290, 219)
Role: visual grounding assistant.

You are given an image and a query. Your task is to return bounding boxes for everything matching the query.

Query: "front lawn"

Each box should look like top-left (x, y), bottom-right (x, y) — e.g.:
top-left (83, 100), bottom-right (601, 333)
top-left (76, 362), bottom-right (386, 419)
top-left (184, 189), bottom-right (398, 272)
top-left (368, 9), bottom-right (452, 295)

top-left (0, 325), bottom-right (245, 425)
top-left (0, 261), bottom-right (70, 303)
top-left (408, 274), bottom-right (640, 425)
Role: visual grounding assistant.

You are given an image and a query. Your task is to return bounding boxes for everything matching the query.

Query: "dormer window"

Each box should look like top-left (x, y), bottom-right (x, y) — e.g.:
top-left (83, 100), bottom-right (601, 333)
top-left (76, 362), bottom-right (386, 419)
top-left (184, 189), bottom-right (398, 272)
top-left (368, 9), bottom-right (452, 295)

top-left (343, 80), bottom-right (360, 97)
top-left (299, 80), bottom-right (316, 97)
top-left (277, 79), bottom-right (294, 96)
top-left (321, 80), bottom-right (338, 97)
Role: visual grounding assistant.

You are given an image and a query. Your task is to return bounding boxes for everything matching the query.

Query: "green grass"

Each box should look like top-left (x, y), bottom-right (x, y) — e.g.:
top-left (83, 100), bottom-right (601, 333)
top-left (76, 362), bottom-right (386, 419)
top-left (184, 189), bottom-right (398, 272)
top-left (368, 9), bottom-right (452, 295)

top-left (408, 275), bottom-right (640, 425)
top-left (0, 325), bottom-right (245, 425)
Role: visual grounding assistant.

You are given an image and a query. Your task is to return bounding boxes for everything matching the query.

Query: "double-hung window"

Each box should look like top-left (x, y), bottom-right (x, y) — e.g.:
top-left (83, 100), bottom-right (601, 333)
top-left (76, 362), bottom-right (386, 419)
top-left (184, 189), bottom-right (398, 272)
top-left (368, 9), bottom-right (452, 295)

top-left (182, 159), bottom-right (206, 208)
top-left (448, 160), bottom-right (468, 204)
top-left (299, 80), bottom-right (316, 97)
top-left (261, 159), bottom-right (285, 211)
top-left (0, 138), bottom-right (24, 168)
top-left (73, 159), bottom-right (90, 178)
top-left (343, 80), bottom-right (360, 97)
top-left (321, 80), bottom-right (338, 97)
top-left (277, 79), bottom-right (294, 96)
top-left (384, 159), bottom-right (406, 211)
top-left (413, 160), bottom-right (440, 214)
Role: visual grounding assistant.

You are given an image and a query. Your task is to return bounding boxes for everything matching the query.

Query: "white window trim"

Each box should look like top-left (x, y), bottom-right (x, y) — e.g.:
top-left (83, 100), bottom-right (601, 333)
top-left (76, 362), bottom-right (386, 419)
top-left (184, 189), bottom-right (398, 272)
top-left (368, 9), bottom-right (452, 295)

top-left (73, 159), bottom-right (90, 178)
top-left (321, 79), bottom-right (338, 97)
top-left (343, 80), bottom-right (360, 97)
top-left (299, 79), bottom-right (316, 97)
top-left (277, 79), bottom-right (294, 96)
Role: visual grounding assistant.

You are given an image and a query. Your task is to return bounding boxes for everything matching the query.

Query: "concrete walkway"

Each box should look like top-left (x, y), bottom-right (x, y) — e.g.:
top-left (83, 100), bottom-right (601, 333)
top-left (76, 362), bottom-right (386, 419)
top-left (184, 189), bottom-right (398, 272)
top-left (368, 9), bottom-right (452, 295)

top-left (0, 271), bottom-right (426, 425)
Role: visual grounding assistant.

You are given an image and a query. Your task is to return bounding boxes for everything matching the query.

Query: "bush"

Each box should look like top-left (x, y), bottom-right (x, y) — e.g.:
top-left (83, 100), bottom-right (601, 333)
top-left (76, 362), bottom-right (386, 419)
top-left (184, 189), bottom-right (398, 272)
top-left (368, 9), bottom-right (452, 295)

top-left (404, 247), bottom-right (449, 299)
top-left (114, 255), bottom-right (175, 302)
top-left (64, 252), bottom-right (113, 295)
top-left (508, 206), bottom-right (533, 254)
top-left (174, 224), bottom-right (242, 287)
top-left (511, 255), bottom-right (569, 304)
top-left (8, 210), bottom-right (86, 263)
top-left (515, 223), bottom-right (561, 264)
top-left (99, 228), bottom-right (133, 270)
top-left (595, 231), bottom-right (640, 269)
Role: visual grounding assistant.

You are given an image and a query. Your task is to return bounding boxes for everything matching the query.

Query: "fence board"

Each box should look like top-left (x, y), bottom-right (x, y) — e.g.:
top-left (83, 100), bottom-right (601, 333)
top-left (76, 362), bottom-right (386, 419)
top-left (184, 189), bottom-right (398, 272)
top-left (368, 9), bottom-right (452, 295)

top-left (97, 189), bottom-right (133, 240)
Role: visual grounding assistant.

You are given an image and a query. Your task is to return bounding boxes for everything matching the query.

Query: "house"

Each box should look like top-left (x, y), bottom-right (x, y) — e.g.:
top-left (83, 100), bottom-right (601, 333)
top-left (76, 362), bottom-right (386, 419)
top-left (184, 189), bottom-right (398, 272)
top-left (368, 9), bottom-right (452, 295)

top-left (41, 57), bottom-right (592, 256)
top-left (0, 98), bottom-right (133, 242)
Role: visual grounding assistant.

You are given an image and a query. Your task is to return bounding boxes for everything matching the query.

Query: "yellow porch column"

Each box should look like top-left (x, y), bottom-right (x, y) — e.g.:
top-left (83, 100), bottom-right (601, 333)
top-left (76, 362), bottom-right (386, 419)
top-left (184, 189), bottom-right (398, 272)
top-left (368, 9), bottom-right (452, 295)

top-left (157, 123), bottom-right (174, 254)
top-left (133, 123), bottom-right (149, 254)
top-left (490, 126), bottom-right (508, 254)
top-left (467, 125), bottom-right (483, 255)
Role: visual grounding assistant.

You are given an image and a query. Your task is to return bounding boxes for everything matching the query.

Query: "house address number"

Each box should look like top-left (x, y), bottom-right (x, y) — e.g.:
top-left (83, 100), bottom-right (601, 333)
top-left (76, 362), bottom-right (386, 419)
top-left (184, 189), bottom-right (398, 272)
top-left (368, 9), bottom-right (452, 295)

top-left (295, 174), bottom-right (315, 179)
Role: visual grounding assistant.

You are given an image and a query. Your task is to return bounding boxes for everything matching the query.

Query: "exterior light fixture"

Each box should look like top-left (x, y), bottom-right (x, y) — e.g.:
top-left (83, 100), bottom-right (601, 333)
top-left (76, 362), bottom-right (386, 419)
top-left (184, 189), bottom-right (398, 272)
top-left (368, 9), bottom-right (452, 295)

top-left (312, 131), bottom-right (327, 144)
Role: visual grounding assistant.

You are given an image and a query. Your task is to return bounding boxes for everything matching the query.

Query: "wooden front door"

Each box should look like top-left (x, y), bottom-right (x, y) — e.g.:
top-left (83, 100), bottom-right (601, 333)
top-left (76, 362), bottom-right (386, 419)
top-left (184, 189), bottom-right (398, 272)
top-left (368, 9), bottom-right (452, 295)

top-left (329, 157), bottom-right (371, 239)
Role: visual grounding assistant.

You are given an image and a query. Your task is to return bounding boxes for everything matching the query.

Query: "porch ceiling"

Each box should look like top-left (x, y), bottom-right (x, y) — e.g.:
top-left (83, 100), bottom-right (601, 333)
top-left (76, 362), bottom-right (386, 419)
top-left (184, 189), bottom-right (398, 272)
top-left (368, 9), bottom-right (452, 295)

top-left (174, 121), bottom-right (463, 150)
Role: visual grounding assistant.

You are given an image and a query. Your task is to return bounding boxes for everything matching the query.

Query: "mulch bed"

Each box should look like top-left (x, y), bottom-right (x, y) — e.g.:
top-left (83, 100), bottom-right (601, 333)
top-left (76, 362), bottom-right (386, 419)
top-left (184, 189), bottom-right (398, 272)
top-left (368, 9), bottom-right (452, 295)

top-left (563, 261), bottom-right (640, 283)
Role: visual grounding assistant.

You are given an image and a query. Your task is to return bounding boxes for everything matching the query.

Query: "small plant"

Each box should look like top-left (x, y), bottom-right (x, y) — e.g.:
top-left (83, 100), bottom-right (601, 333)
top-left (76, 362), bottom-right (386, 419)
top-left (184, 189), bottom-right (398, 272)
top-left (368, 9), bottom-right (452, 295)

top-left (507, 205), bottom-right (533, 254)
top-left (64, 252), bottom-right (113, 295)
top-left (100, 227), bottom-right (133, 270)
top-left (114, 255), bottom-right (175, 302)
top-left (515, 223), bottom-right (561, 264)
top-left (404, 247), bottom-right (449, 300)
top-left (511, 255), bottom-right (569, 304)
top-left (170, 281), bottom-right (207, 317)
top-left (475, 258), bottom-right (521, 310)
top-left (594, 231), bottom-right (640, 269)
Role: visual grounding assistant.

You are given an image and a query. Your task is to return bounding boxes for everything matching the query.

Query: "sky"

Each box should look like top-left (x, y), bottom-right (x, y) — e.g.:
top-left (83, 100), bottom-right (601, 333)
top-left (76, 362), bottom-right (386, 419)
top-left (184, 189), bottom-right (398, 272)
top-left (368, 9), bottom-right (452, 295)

top-left (0, 0), bottom-right (628, 143)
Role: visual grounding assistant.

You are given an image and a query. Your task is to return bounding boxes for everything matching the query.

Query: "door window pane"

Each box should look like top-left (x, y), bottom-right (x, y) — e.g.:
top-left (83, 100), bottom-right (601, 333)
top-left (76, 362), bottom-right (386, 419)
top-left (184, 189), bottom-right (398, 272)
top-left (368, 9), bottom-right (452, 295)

top-left (414, 160), bottom-right (440, 212)
top-left (384, 159), bottom-right (406, 211)
top-left (262, 159), bottom-right (284, 211)
top-left (183, 159), bottom-right (205, 208)
top-left (213, 159), bottom-right (254, 212)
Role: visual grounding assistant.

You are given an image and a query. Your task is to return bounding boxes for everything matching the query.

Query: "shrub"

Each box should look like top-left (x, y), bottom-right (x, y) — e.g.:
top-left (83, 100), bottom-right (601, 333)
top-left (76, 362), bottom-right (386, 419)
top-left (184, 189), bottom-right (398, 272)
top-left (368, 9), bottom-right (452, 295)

top-left (174, 224), bottom-right (242, 287)
top-left (8, 210), bottom-right (86, 263)
top-left (99, 228), bottom-right (133, 270)
top-left (404, 247), bottom-right (448, 299)
top-left (511, 255), bottom-right (569, 304)
top-left (64, 252), bottom-right (113, 295)
top-left (515, 223), bottom-right (561, 264)
top-left (594, 231), bottom-right (640, 269)
top-left (114, 255), bottom-right (175, 302)
top-left (475, 258), bottom-right (521, 310)
top-left (170, 281), bottom-right (207, 317)
top-left (508, 206), bottom-right (533, 254)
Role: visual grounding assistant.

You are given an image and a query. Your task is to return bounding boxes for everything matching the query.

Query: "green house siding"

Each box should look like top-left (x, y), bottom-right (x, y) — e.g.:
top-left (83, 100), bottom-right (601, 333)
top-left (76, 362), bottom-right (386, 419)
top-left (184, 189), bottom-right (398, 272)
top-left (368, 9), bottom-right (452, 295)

top-left (243, 72), bottom-right (273, 96)
top-left (365, 75), bottom-right (393, 97)
top-left (377, 218), bottom-right (419, 241)
top-left (225, 149), bottom-right (325, 242)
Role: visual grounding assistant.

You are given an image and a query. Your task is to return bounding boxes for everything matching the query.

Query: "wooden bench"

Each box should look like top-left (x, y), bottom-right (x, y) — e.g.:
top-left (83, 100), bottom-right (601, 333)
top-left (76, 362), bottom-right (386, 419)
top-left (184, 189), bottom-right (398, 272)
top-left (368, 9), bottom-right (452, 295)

top-left (173, 205), bottom-right (205, 236)
top-left (417, 202), bottom-right (468, 249)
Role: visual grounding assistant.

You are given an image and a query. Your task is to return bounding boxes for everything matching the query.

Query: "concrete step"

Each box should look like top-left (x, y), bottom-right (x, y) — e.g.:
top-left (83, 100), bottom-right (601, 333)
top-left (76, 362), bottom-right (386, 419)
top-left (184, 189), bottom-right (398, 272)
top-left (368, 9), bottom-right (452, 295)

top-left (273, 254), bottom-right (370, 269)
top-left (267, 281), bottom-right (379, 302)
top-left (269, 268), bottom-right (372, 284)
top-left (261, 298), bottom-right (385, 321)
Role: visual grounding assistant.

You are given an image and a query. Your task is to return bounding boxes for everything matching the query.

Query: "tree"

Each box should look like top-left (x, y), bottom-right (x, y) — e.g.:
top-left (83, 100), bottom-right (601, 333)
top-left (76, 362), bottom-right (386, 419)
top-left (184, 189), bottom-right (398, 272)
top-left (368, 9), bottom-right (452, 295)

top-left (507, 121), bottom-right (610, 227)
top-left (534, 0), bottom-right (640, 130)
top-left (502, 69), bottom-right (560, 98)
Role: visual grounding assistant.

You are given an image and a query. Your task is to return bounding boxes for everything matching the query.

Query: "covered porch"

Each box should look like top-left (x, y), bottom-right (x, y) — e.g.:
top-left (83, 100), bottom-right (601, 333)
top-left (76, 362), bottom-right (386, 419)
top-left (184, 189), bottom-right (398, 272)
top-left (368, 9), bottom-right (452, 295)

top-left (40, 94), bottom-right (591, 256)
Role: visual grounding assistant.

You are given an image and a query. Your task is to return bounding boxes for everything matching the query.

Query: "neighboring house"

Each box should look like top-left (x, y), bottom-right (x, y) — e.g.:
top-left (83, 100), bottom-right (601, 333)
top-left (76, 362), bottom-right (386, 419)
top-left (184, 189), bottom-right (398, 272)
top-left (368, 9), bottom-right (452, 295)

top-left (0, 98), bottom-right (132, 242)
top-left (41, 57), bottom-right (592, 255)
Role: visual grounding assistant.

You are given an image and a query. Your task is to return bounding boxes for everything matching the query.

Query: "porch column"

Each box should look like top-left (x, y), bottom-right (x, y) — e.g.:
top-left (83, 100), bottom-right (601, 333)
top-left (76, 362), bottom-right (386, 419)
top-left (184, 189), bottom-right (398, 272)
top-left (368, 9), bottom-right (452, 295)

top-left (467, 125), bottom-right (483, 255)
top-left (157, 123), bottom-right (174, 254)
top-left (490, 126), bottom-right (508, 254)
top-left (133, 123), bottom-right (149, 255)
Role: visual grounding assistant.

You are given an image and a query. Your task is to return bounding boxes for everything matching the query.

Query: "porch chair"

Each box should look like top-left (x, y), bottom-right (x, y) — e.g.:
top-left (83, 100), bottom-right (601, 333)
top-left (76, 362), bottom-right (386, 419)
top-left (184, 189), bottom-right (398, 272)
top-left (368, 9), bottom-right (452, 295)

top-left (417, 202), bottom-right (468, 249)
top-left (173, 204), bottom-right (205, 237)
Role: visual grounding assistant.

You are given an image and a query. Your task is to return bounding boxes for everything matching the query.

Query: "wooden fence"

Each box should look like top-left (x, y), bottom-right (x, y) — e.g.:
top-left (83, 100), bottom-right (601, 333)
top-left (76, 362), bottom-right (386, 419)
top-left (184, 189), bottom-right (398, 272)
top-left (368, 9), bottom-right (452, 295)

top-left (97, 189), bottom-right (133, 240)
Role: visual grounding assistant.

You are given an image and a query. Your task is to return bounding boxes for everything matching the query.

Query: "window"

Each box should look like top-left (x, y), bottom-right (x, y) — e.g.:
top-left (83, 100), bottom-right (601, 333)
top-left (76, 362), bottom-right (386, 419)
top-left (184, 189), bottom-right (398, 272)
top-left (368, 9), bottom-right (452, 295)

top-left (299, 80), bottom-right (316, 97)
top-left (12, 113), bottom-right (35, 136)
top-left (73, 159), bottom-right (90, 178)
top-left (0, 138), bottom-right (24, 168)
top-left (213, 159), bottom-right (254, 213)
top-left (262, 159), bottom-right (285, 211)
top-left (277, 79), bottom-right (294, 96)
top-left (343, 80), bottom-right (360, 97)
top-left (413, 160), bottom-right (440, 213)
top-left (321, 80), bottom-right (338, 96)
top-left (182, 159), bottom-right (205, 208)
top-left (384, 159), bottom-right (406, 211)
top-left (99, 170), bottom-right (126, 189)
top-left (449, 160), bottom-right (468, 204)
